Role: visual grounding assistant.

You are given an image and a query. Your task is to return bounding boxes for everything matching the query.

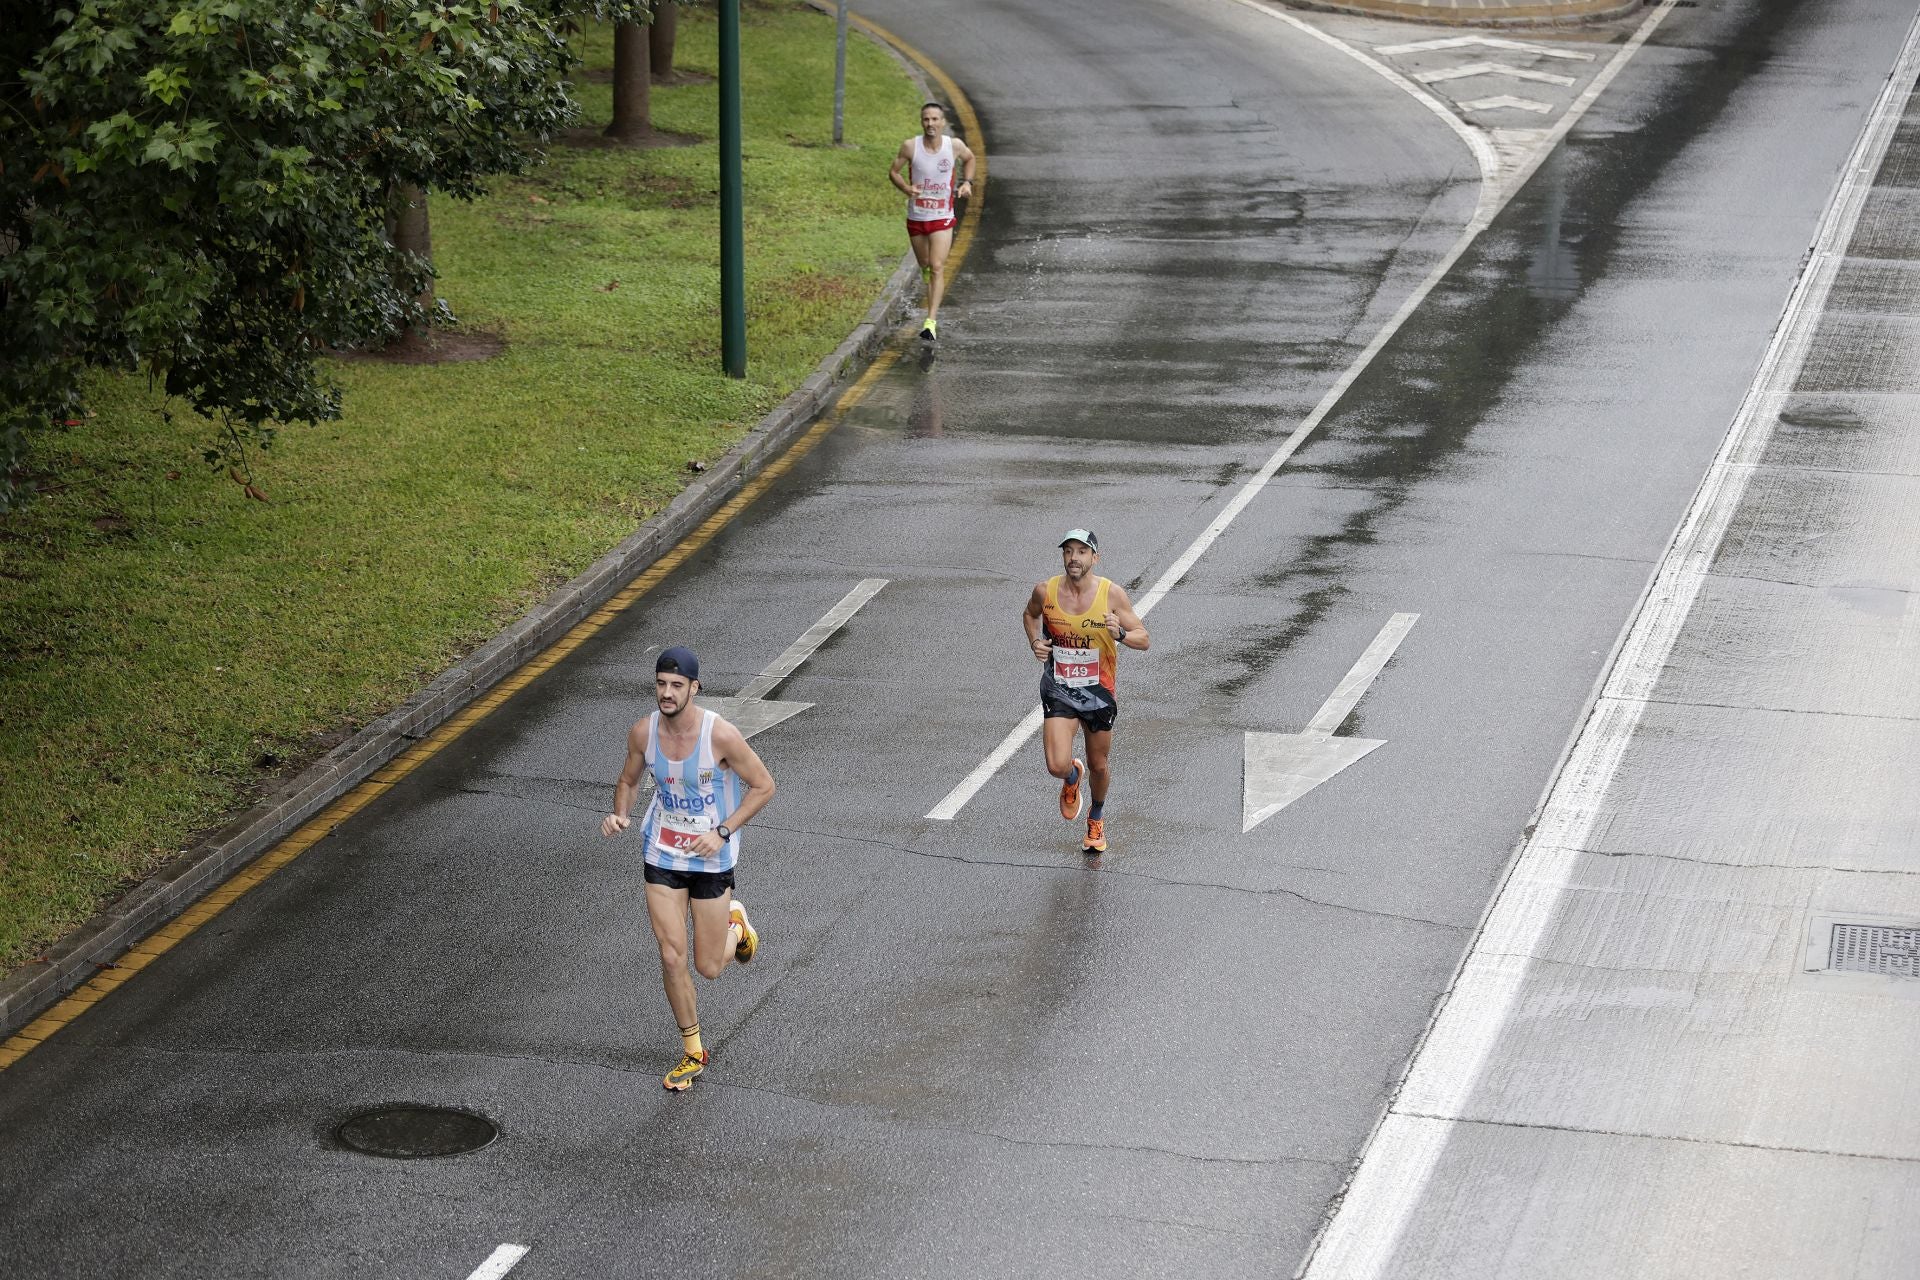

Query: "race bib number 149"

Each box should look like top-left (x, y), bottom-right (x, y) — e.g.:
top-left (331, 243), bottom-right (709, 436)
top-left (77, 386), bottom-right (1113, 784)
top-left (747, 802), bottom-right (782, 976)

top-left (1052, 645), bottom-right (1100, 689)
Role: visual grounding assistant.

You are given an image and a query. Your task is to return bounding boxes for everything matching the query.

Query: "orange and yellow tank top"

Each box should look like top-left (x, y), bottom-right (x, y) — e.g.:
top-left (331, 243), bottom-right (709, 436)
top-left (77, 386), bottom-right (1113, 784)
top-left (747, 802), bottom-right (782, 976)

top-left (1042, 575), bottom-right (1118, 694)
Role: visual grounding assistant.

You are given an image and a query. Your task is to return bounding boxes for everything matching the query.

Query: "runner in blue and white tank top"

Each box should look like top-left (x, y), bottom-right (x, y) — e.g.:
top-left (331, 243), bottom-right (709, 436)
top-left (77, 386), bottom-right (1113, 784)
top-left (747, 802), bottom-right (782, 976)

top-left (638, 705), bottom-right (742, 875)
top-left (602, 646), bottom-right (777, 1092)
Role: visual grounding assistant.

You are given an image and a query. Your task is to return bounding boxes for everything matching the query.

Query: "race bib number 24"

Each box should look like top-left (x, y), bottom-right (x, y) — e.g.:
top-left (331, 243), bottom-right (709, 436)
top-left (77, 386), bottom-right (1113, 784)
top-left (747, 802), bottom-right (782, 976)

top-left (654, 809), bottom-right (714, 858)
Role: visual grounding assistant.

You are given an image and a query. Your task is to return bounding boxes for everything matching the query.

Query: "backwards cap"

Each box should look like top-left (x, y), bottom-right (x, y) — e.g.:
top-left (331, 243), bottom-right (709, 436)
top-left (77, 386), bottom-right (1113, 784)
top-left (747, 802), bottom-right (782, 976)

top-left (655, 646), bottom-right (700, 681)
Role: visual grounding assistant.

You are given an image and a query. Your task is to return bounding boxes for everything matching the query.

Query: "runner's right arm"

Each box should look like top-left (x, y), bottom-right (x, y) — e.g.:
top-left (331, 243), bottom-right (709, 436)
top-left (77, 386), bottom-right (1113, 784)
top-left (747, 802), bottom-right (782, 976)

top-left (889, 140), bottom-right (916, 197)
top-left (1023, 582), bottom-right (1052, 661)
top-left (600, 720), bottom-right (649, 838)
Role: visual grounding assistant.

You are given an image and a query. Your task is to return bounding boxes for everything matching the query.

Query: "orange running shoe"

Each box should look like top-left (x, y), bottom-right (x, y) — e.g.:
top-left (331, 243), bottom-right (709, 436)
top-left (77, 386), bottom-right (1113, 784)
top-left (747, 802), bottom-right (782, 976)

top-left (1083, 817), bottom-right (1106, 854)
top-left (730, 898), bottom-right (759, 963)
top-left (664, 1048), bottom-right (709, 1092)
top-left (1059, 757), bottom-right (1086, 821)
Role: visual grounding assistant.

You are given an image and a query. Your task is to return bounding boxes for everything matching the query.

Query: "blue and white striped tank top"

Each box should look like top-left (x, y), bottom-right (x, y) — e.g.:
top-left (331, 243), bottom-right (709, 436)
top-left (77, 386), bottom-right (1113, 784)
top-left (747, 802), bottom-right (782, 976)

top-left (639, 708), bottom-right (742, 873)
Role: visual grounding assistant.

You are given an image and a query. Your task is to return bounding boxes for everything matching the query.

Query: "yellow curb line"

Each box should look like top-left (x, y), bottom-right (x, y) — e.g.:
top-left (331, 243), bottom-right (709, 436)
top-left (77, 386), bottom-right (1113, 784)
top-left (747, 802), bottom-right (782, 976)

top-left (0, 11), bottom-right (985, 1074)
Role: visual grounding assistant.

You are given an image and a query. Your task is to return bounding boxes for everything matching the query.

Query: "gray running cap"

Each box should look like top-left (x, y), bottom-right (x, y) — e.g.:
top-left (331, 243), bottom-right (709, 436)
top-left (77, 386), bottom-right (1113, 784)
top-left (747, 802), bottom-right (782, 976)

top-left (1059, 528), bottom-right (1098, 550)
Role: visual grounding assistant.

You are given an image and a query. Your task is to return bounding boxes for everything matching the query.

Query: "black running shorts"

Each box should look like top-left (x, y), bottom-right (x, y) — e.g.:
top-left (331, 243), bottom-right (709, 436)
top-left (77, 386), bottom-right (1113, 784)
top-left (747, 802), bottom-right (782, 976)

top-left (1040, 669), bottom-right (1118, 733)
top-left (643, 862), bottom-right (736, 898)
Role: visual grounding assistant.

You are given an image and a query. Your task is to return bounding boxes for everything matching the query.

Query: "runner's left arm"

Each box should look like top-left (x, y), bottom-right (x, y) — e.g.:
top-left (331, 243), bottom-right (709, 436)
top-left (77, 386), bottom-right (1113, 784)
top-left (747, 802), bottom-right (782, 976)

top-left (704, 720), bottom-right (776, 851)
top-left (954, 138), bottom-right (977, 198)
top-left (1105, 585), bottom-right (1150, 651)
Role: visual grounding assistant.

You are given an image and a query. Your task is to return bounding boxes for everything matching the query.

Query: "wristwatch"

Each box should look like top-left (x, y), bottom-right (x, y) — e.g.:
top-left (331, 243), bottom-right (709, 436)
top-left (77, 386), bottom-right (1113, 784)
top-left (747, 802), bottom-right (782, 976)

top-left (716, 824), bottom-right (732, 841)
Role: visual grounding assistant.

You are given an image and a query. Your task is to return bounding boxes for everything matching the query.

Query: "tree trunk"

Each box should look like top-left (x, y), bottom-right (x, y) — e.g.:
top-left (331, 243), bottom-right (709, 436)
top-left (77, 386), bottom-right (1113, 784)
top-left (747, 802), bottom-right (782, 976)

top-left (649, 4), bottom-right (677, 81)
top-left (388, 181), bottom-right (434, 312)
top-left (605, 21), bottom-right (654, 144)
top-left (383, 182), bottom-right (435, 353)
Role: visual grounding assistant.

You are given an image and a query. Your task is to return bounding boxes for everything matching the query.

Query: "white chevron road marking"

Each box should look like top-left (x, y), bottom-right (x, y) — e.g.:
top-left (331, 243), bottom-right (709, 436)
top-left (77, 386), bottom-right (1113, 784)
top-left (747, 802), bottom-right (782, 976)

top-left (1460, 95), bottom-right (1555, 115)
top-left (1376, 34), bottom-right (1597, 61)
top-left (1416, 61), bottom-right (1578, 87)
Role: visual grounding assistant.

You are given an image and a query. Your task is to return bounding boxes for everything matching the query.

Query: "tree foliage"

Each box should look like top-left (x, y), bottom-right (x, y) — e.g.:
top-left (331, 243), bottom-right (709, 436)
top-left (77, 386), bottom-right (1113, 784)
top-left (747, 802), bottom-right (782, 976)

top-left (0, 0), bottom-right (577, 510)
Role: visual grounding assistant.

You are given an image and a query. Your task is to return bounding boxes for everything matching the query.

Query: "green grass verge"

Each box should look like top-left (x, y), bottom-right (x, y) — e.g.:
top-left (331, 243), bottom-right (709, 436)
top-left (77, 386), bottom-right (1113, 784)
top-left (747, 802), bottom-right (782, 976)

top-left (0, 1), bottom-right (922, 974)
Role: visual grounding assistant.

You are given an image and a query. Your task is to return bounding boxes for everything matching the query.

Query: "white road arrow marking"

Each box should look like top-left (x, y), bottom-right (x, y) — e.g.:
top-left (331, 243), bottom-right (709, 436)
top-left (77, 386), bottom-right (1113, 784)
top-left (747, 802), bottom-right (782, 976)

top-left (1242, 613), bottom-right (1418, 833)
top-left (1416, 62), bottom-right (1577, 88)
top-left (1460, 95), bottom-right (1556, 115)
top-left (1376, 35), bottom-right (1596, 61)
top-left (702, 579), bottom-right (886, 740)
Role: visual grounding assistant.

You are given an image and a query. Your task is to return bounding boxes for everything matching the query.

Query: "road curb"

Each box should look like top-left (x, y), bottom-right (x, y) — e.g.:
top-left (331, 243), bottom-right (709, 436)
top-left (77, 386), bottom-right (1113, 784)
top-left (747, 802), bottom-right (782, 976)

top-left (1283, 0), bottom-right (1640, 26)
top-left (0, 181), bottom-right (933, 1039)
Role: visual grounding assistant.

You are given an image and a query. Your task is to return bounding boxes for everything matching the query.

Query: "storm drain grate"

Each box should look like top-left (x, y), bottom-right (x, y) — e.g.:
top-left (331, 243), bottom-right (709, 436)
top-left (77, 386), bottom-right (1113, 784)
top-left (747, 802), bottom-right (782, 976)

top-left (335, 1105), bottom-right (498, 1159)
top-left (1829, 923), bottom-right (1920, 977)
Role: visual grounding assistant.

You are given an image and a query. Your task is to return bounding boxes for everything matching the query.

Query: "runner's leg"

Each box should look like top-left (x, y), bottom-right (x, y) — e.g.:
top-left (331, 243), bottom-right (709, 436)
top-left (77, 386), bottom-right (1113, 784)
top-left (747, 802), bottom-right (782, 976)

top-left (925, 227), bottom-right (955, 320)
top-left (1042, 715), bottom-right (1081, 780)
top-left (688, 890), bottom-right (738, 981)
top-left (1085, 727), bottom-right (1113, 807)
top-left (1045, 713), bottom-right (1087, 821)
top-left (645, 883), bottom-right (701, 1052)
top-left (909, 230), bottom-right (932, 300)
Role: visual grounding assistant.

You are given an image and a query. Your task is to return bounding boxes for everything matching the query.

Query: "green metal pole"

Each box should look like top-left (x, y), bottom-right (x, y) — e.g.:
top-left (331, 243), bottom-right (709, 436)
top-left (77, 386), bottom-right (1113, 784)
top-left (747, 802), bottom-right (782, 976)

top-left (719, 0), bottom-right (746, 378)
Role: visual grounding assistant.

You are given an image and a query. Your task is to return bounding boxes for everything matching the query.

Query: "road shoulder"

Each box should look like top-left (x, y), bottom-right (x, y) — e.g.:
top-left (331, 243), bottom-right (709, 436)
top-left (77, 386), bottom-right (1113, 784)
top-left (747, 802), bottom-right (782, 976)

top-left (0, 19), bottom-right (974, 1049)
top-left (1301, 18), bottom-right (1920, 1278)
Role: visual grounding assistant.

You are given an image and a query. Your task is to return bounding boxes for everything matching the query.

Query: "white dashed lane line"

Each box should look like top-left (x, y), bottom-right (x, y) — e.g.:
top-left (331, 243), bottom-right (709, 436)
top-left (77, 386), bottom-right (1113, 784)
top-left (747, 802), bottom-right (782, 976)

top-left (464, 1243), bottom-right (529, 1280)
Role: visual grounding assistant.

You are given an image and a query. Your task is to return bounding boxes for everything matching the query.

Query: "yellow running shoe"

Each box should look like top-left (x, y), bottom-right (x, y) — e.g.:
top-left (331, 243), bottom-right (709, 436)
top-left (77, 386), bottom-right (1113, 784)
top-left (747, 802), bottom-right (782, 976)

top-left (1059, 757), bottom-right (1086, 821)
top-left (664, 1048), bottom-right (709, 1092)
top-left (730, 898), bottom-right (759, 963)
top-left (919, 316), bottom-right (937, 341)
top-left (1083, 817), bottom-right (1106, 854)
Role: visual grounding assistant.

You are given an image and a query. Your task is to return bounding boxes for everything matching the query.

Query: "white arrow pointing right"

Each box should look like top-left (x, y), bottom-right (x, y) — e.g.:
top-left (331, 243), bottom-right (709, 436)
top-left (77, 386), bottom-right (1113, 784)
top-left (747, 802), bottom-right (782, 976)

top-left (1243, 612), bottom-right (1419, 833)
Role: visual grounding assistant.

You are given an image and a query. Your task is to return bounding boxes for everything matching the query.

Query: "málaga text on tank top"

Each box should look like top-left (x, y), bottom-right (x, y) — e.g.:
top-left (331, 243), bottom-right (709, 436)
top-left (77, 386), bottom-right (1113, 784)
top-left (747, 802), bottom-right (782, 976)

top-left (908, 135), bottom-right (954, 223)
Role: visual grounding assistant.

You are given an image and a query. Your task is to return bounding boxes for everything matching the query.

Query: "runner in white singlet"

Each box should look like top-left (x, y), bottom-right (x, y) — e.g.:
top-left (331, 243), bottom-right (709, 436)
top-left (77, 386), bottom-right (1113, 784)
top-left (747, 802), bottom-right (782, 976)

top-left (889, 102), bottom-right (976, 341)
top-left (602, 646), bottom-right (776, 1092)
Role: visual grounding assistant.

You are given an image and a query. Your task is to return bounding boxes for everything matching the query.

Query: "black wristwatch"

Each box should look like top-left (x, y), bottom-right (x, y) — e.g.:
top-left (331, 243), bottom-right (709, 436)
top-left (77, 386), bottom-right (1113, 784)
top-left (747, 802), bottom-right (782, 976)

top-left (1111, 624), bottom-right (1126, 641)
top-left (716, 824), bottom-right (732, 841)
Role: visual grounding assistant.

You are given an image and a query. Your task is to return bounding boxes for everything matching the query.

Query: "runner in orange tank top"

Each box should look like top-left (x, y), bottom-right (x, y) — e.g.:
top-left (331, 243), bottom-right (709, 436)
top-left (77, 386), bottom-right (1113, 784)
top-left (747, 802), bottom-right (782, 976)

top-left (1021, 529), bottom-right (1149, 854)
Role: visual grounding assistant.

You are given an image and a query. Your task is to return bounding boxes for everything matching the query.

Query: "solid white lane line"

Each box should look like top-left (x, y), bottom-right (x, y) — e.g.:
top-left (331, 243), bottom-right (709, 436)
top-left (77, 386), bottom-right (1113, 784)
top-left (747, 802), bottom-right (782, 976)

top-left (735, 579), bottom-right (888, 701)
top-left (1298, 8), bottom-right (1920, 1278)
top-left (1303, 614), bottom-right (1420, 739)
top-left (927, 0), bottom-right (1678, 824)
top-left (465, 1244), bottom-right (529, 1280)
top-left (926, 705), bottom-right (1045, 822)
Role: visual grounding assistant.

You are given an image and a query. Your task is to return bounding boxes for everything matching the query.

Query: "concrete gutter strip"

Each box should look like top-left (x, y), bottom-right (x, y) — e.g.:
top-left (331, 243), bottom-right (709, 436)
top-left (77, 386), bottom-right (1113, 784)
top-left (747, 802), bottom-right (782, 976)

top-left (0, 251), bottom-right (922, 1038)
top-left (1285, 0), bottom-right (1641, 27)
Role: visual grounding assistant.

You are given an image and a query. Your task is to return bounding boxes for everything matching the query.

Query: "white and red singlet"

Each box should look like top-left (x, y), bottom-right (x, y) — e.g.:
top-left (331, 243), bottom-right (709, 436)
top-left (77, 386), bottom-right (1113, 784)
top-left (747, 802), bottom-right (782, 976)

top-left (906, 134), bottom-right (957, 235)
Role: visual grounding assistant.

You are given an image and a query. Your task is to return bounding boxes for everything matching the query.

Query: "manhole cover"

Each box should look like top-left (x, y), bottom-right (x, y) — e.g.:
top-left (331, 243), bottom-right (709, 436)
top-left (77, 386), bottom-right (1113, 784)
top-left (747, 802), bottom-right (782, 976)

top-left (335, 1105), bottom-right (498, 1159)
top-left (1829, 923), bottom-right (1920, 977)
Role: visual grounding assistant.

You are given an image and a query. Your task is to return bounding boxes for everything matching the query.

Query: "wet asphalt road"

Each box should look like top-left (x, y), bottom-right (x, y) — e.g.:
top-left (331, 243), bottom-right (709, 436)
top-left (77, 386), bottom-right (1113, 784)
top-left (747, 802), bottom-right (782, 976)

top-left (3, 0), bottom-right (1914, 1276)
